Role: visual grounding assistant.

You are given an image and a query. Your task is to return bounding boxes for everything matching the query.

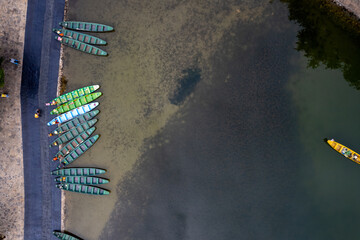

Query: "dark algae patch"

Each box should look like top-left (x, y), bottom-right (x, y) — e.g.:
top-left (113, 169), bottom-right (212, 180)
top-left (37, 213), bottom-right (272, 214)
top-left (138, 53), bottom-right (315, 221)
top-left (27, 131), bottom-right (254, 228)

top-left (280, 0), bottom-right (360, 89)
top-left (169, 68), bottom-right (201, 105)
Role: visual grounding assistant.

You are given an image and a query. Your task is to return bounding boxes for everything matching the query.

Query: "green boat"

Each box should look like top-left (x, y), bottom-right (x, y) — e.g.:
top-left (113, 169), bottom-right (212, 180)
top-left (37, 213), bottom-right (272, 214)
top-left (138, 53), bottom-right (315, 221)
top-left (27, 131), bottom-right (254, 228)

top-left (53, 28), bottom-right (107, 45)
top-left (50, 92), bottom-right (102, 115)
top-left (55, 176), bottom-right (109, 185)
top-left (51, 167), bottom-right (106, 176)
top-left (50, 110), bottom-right (99, 135)
top-left (59, 21), bottom-right (114, 32)
top-left (56, 183), bottom-right (110, 195)
top-left (59, 135), bottom-right (99, 168)
top-left (55, 127), bottom-right (96, 159)
top-left (50, 120), bottom-right (97, 147)
top-left (53, 231), bottom-right (81, 240)
top-left (55, 36), bottom-right (108, 56)
top-left (46, 85), bottom-right (99, 106)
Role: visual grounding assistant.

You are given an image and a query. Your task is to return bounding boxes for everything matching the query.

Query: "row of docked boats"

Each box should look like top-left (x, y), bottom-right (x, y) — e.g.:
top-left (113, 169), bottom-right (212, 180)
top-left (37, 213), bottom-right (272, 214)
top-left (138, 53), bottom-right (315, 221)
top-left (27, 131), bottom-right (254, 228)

top-left (53, 21), bottom-right (113, 56)
top-left (46, 85), bottom-right (110, 196)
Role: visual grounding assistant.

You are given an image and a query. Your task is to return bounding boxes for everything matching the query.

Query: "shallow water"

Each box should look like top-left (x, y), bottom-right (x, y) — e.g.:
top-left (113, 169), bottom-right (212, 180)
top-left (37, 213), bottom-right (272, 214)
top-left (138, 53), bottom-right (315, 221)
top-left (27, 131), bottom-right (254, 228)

top-left (61, 0), bottom-right (360, 239)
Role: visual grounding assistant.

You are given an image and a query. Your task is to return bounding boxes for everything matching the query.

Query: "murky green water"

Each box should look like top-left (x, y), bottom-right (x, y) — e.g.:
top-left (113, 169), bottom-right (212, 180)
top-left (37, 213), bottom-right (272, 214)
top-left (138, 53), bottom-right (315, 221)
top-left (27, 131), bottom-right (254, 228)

top-left (61, 0), bottom-right (360, 239)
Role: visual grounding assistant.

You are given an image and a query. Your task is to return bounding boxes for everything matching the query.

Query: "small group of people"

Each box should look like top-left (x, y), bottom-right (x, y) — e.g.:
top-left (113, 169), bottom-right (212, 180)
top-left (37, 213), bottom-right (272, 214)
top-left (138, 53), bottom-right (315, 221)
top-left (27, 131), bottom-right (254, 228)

top-left (342, 148), bottom-right (352, 158)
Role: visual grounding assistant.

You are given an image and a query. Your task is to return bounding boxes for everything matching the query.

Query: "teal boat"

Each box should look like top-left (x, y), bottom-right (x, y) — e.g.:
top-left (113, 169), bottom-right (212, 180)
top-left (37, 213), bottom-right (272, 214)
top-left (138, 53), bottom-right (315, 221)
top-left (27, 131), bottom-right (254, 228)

top-left (49, 110), bottom-right (99, 135)
top-left (59, 135), bottom-right (99, 168)
top-left (47, 102), bottom-right (99, 126)
top-left (51, 167), bottom-right (106, 176)
top-left (59, 21), bottom-right (114, 32)
top-left (50, 119), bottom-right (97, 147)
top-left (55, 127), bottom-right (96, 159)
top-left (53, 231), bottom-right (81, 240)
top-left (56, 183), bottom-right (110, 195)
top-left (50, 92), bottom-right (102, 115)
top-left (55, 36), bottom-right (108, 56)
top-left (46, 85), bottom-right (99, 106)
top-left (53, 28), bottom-right (107, 45)
top-left (55, 176), bottom-right (109, 185)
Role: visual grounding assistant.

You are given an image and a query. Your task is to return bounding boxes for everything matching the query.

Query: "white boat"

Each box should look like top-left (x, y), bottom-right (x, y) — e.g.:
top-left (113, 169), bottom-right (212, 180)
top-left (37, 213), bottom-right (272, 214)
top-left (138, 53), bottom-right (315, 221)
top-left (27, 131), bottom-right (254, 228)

top-left (47, 102), bottom-right (99, 126)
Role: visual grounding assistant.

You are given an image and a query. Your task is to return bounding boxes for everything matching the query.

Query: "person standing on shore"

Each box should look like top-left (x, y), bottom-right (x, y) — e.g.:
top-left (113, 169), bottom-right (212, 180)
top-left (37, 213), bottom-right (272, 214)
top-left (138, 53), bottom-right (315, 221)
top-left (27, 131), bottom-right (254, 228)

top-left (34, 109), bottom-right (41, 118)
top-left (10, 58), bottom-right (19, 65)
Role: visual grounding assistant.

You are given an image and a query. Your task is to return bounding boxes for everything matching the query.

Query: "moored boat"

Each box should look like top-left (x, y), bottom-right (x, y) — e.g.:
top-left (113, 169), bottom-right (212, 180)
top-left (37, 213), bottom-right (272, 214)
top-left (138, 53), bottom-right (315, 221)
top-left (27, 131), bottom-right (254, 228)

top-left (50, 119), bottom-right (97, 147)
top-left (53, 28), bottom-right (107, 45)
top-left (55, 36), bottom-right (108, 56)
top-left (46, 85), bottom-right (99, 106)
top-left (59, 21), bottom-right (114, 32)
top-left (51, 167), bottom-right (106, 176)
top-left (54, 127), bottom-right (96, 158)
top-left (56, 183), bottom-right (110, 195)
top-left (49, 110), bottom-right (99, 135)
top-left (53, 231), bottom-right (81, 240)
top-left (50, 92), bottom-right (102, 115)
top-left (54, 176), bottom-right (109, 185)
top-left (327, 138), bottom-right (360, 164)
top-left (59, 135), bottom-right (99, 167)
top-left (47, 102), bottom-right (99, 126)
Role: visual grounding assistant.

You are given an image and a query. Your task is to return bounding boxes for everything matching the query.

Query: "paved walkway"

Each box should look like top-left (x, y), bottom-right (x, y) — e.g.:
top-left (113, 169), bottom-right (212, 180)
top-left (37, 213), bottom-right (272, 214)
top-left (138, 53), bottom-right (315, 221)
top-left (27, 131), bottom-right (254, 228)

top-left (0, 0), bottom-right (27, 239)
top-left (21, 0), bottom-right (64, 239)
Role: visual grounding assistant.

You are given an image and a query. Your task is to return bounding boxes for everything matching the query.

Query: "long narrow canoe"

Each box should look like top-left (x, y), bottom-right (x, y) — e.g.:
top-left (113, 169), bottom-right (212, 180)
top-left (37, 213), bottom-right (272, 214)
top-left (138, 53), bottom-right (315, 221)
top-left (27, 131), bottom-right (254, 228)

top-left (51, 92), bottom-right (102, 115)
top-left (51, 167), bottom-right (106, 176)
top-left (55, 176), bottom-right (109, 185)
top-left (50, 110), bottom-right (99, 135)
top-left (53, 231), bottom-right (81, 240)
top-left (53, 28), bottom-right (107, 45)
top-left (327, 138), bottom-right (360, 164)
top-left (55, 36), bottom-right (108, 56)
top-left (46, 85), bottom-right (99, 106)
top-left (59, 21), bottom-right (114, 32)
top-left (59, 135), bottom-right (99, 168)
top-left (56, 183), bottom-right (110, 195)
top-left (47, 102), bottom-right (99, 126)
top-left (50, 119), bottom-right (97, 147)
top-left (55, 127), bottom-right (96, 158)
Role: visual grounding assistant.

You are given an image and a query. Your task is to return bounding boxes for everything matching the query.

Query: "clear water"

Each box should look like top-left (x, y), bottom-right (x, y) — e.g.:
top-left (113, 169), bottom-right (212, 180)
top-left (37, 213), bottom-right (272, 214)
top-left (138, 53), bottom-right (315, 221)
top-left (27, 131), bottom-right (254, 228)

top-left (61, 0), bottom-right (360, 239)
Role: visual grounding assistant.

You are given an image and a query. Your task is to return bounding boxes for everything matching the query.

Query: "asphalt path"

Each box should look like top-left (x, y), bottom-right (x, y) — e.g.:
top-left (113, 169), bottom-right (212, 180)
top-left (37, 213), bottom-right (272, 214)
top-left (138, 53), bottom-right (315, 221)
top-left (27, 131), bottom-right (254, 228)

top-left (21, 0), bottom-right (65, 239)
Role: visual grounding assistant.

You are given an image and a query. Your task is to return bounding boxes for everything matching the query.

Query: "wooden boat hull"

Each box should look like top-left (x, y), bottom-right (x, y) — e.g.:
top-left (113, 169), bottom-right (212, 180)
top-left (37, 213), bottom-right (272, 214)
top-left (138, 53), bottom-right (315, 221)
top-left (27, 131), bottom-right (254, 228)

top-left (50, 110), bottom-right (99, 135)
top-left (59, 21), bottom-right (114, 32)
top-left (53, 231), bottom-right (81, 240)
top-left (56, 36), bottom-right (108, 56)
top-left (47, 85), bottom-right (99, 106)
top-left (56, 183), bottom-right (110, 195)
top-left (327, 139), bottom-right (360, 164)
top-left (55, 176), bottom-right (109, 185)
top-left (47, 102), bottom-right (98, 126)
top-left (53, 28), bottom-right (107, 45)
top-left (59, 135), bottom-right (99, 167)
top-left (51, 167), bottom-right (106, 176)
top-left (50, 119), bottom-right (97, 147)
top-left (51, 92), bottom-right (102, 115)
top-left (55, 127), bottom-right (96, 158)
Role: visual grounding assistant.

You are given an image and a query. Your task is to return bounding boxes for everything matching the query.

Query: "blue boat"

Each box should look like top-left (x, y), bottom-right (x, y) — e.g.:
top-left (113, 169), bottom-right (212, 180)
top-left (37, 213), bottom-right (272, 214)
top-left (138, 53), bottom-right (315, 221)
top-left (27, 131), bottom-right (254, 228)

top-left (47, 102), bottom-right (99, 126)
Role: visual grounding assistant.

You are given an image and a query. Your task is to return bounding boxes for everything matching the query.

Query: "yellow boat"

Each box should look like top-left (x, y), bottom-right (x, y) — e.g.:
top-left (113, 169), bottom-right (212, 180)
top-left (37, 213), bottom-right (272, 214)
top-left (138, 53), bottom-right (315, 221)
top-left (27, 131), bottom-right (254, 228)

top-left (327, 139), bottom-right (360, 164)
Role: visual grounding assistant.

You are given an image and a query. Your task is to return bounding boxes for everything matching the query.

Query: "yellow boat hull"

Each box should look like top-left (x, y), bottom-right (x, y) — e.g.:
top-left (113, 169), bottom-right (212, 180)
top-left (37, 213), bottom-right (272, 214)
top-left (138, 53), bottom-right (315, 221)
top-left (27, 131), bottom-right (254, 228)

top-left (327, 139), bottom-right (360, 164)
